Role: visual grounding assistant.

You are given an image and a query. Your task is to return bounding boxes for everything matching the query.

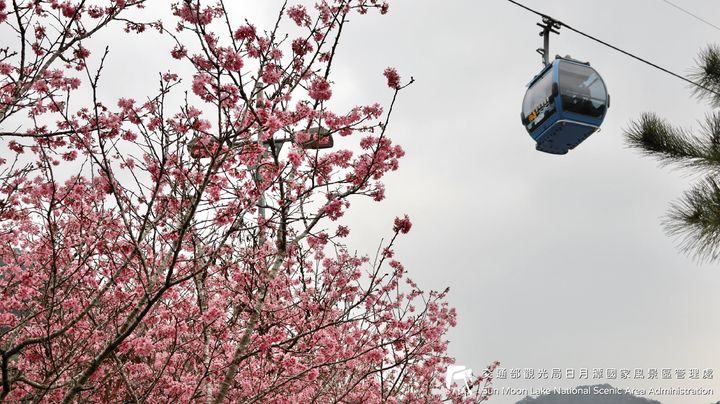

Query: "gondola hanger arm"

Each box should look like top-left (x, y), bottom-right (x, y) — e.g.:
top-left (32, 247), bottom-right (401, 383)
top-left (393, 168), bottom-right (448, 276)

top-left (537, 17), bottom-right (561, 66)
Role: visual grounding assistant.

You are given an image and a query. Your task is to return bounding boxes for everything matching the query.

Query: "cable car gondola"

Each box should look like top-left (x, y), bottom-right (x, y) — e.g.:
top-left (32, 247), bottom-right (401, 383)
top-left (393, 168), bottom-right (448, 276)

top-left (520, 17), bottom-right (610, 155)
top-left (522, 56), bottom-right (609, 154)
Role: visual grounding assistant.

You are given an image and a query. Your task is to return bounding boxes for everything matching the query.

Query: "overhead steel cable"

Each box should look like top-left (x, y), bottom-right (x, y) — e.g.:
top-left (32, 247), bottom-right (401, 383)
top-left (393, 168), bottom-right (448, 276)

top-left (505, 0), bottom-right (720, 98)
top-left (659, 0), bottom-right (720, 33)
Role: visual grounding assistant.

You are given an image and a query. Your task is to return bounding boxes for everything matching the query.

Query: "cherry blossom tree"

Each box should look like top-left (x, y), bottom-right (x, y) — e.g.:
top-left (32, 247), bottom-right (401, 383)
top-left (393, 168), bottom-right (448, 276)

top-left (0, 1), bottom-right (497, 402)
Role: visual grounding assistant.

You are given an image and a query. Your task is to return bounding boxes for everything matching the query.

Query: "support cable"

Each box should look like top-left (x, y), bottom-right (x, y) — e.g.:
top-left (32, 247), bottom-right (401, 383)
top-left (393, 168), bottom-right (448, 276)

top-left (659, 0), bottom-right (720, 33)
top-left (505, 0), bottom-right (720, 97)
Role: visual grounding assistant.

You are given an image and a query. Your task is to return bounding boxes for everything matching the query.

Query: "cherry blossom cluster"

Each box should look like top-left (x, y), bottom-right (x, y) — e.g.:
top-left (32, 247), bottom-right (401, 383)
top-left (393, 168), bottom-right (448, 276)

top-left (0, 1), bottom-right (496, 403)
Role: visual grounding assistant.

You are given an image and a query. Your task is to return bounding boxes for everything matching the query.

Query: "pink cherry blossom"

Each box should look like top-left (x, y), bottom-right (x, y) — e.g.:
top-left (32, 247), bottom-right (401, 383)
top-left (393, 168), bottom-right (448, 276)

top-left (222, 50), bottom-right (244, 71)
top-left (384, 66), bottom-right (401, 89)
top-left (171, 45), bottom-right (187, 59)
top-left (233, 24), bottom-right (256, 41)
top-left (261, 63), bottom-right (282, 84)
top-left (393, 214), bottom-right (412, 234)
top-left (309, 77), bottom-right (332, 101)
top-left (287, 4), bottom-right (311, 27)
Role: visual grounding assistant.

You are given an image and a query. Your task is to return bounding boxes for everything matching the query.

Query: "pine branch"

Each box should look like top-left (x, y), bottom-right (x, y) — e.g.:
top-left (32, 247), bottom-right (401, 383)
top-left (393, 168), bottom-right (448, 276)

top-left (690, 44), bottom-right (720, 106)
top-left (697, 111), bottom-right (720, 166)
top-left (626, 45), bottom-right (720, 263)
top-left (665, 175), bottom-right (720, 262)
top-left (625, 112), bottom-right (706, 168)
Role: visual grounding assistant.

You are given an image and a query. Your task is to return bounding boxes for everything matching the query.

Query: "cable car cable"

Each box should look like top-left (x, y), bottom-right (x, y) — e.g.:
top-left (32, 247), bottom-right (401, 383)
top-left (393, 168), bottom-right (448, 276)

top-left (658, 0), bottom-right (720, 33)
top-left (505, 0), bottom-right (720, 98)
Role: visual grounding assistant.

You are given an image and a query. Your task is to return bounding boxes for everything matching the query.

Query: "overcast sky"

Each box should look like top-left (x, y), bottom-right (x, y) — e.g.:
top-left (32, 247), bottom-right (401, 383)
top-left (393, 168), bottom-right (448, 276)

top-left (330, 1), bottom-right (720, 403)
top-left (69, 1), bottom-right (720, 403)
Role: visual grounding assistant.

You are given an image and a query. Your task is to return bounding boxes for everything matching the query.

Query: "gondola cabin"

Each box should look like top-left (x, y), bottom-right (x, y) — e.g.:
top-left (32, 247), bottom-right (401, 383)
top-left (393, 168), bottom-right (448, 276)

top-left (521, 56), bottom-right (609, 155)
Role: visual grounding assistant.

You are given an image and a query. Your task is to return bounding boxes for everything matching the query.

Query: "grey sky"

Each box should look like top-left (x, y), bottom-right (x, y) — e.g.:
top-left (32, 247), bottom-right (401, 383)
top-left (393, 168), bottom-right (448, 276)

top-left (330, 1), bottom-right (720, 403)
top-left (27, 0), bottom-right (720, 403)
